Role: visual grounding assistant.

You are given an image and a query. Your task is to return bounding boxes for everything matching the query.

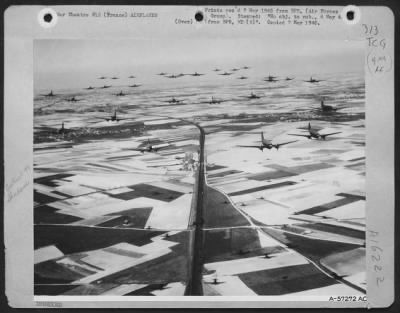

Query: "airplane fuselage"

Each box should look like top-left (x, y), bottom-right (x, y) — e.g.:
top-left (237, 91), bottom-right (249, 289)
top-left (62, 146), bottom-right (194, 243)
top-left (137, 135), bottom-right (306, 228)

top-left (260, 139), bottom-right (275, 150)
top-left (321, 102), bottom-right (336, 112)
top-left (307, 129), bottom-right (326, 140)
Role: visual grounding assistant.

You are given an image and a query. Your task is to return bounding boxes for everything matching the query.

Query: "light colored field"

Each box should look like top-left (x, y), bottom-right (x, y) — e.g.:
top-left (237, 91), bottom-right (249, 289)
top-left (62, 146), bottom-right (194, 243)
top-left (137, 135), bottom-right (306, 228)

top-left (72, 215), bottom-right (117, 226)
top-left (148, 180), bottom-right (194, 194)
top-left (240, 201), bottom-right (296, 225)
top-left (343, 272), bottom-right (366, 289)
top-left (54, 182), bottom-right (98, 197)
top-left (296, 167), bottom-right (364, 192)
top-left (337, 149), bottom-right (365, 161)
top-left (144, 119), bottom-right (180, 125)
top-left (180, 176), bottom-right (195, 185)
top-left (321, 248), bottom-right (365, 277)
top-left (202, 275), bottom-right (257, 296)
top-left (316, 200), bottom-right (365, 220)
top-left (75, 239), bottom-right (178, 284)
top-left (266, 186), bottom-right (343, 212)
top-left (144, 194), bottom-right (192, 229)
top-left (80, 249), bottom-right (138, 270)
top-left (75, 197), bottom-right (165, 218)
top-left (34, 245), bottom-right (64, 264)
top-left (204, 251), bottom-right (308, 276)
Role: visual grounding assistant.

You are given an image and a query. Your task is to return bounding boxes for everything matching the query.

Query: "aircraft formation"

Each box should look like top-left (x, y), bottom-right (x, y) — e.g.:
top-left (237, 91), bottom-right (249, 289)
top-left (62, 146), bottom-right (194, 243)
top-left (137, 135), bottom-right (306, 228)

top-left (37, 65), bottom-right (342, 155)
top-left (39, 64), bottom-right (329, 109)
top-left (237, 123), bottom-right (342, 153)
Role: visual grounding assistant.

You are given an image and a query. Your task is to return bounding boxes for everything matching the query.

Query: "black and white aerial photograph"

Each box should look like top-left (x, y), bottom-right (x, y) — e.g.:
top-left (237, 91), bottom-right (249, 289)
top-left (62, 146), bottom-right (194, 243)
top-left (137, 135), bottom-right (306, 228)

top-left (33, 38), bottom-right (366, 297)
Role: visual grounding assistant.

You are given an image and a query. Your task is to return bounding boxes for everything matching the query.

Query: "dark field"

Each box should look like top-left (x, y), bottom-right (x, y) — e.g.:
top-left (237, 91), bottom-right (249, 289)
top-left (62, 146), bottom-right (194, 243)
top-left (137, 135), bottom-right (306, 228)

top-left (34, 205), bottom-right (82, 224)
top-left (295, 198), bottom-right (361, 215)
top-left (105, 207), bottom-right (153, 228)
top-left (34, 190), bottom-right (63, 205)
top-left (204, 186), bottom-right (250, 228)
top-left (108, 183), bottom-right (183, 202)
top-left (34, 283), bottom-right (80, 296)
top-left (35, 225), bottom-right (165, 254)
top-left (206, 164), bottom-right (227, 171)
top-left (34, 173), bottom-right (73, 187)
top-left (228, 181), bottom-right (297, 196)
top-left (248, 170), bottom-right (296, 181)
top-left (207, 169), bottom-right (242, 178)
top-left (260, 227), bottom-right (362, 263)
top-left (203, 228), bottom-right (265, 263)
top-left (238, 263), bottom-right (337, 295)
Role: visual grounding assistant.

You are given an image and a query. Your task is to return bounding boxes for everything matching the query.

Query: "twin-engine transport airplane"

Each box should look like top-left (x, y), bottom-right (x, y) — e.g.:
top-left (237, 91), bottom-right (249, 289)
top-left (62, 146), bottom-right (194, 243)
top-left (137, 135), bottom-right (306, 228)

top-left (289, 122), bottom-right (341, 140)
top-left (98, 110), bottom-right (128, 122)
top-left (41, 90), bottom-right (56, 97)
top-left (239, 133), bottom-right (297, 151)
top-left (131, 139), bottom-right (169, 153)
top-left (163, 97), bottom-right (185, 104)
top-left (304, 76), bottom-right (324, 83)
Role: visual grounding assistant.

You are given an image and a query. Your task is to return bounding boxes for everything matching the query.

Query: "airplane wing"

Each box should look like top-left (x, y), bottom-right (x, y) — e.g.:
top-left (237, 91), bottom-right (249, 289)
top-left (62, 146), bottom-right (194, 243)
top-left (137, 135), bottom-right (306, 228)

top-left (237, 145), bottom-right (261, 149)
top-left (129, 148), bottom-right (147, 152)
top-left (275, 140), bottom-right (298, 147)
top-left (288, 134), bottom-right (310, 138)
top-left (152, 144), bottom-right (169, 151)
top-left (321, 131), bottom-right (341, 137)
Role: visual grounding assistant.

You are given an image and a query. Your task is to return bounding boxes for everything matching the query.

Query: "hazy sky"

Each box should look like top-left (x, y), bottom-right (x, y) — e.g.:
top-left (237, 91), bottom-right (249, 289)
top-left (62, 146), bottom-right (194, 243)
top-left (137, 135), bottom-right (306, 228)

top-left (34, 39), bottom-right (364, 91)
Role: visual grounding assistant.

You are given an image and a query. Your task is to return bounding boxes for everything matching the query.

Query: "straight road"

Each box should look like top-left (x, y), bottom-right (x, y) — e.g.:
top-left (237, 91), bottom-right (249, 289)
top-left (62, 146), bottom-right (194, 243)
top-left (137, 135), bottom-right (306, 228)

top-left (184, 121), bottom-right (205, 295)
top-left (146, 114), bottom-right (206, 295)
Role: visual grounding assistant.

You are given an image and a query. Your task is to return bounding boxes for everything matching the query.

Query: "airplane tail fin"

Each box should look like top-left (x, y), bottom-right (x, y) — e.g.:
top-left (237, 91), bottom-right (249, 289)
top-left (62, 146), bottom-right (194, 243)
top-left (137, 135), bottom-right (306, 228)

top-left (261, 132), bottom-right (264, 142)
top-left (308, 122), bottom-right (311, 130)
